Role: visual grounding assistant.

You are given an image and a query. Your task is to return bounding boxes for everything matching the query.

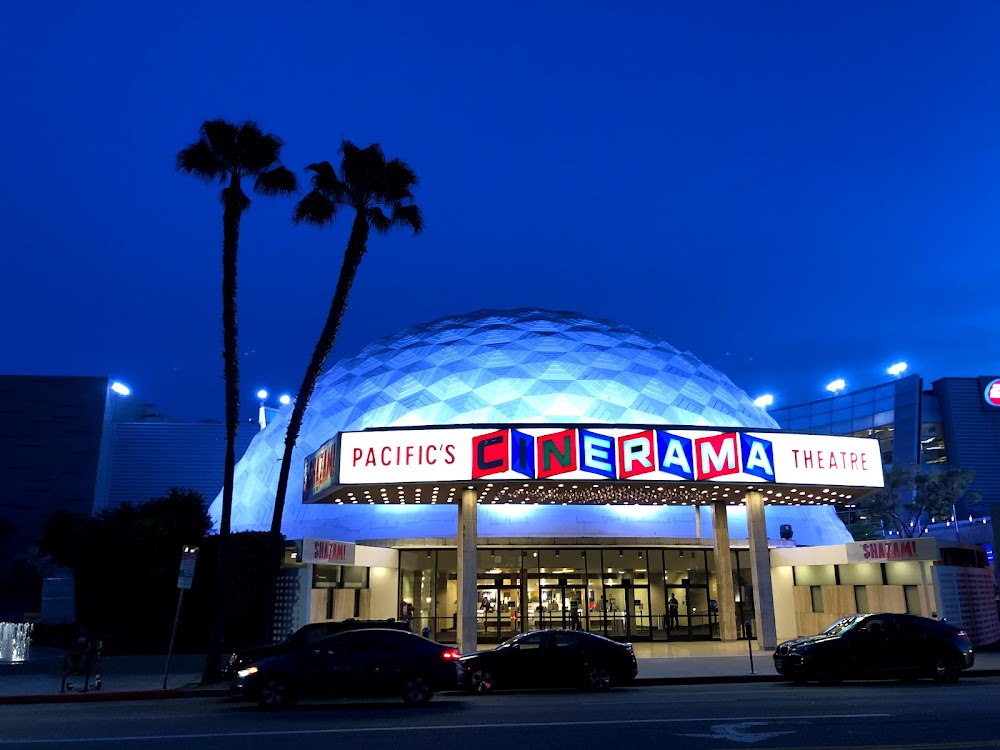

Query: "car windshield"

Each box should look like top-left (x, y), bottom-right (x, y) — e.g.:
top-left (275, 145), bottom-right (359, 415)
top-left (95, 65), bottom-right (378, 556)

top-left (498, 634), bottom-right (525, 649)
top-left (822, 615), bottom-right (862, 636)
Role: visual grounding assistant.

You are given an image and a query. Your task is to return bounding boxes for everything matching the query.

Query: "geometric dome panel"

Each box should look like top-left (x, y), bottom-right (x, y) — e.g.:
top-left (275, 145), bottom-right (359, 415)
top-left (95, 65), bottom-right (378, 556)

top-left (212, 308), bottom-right (797, 540)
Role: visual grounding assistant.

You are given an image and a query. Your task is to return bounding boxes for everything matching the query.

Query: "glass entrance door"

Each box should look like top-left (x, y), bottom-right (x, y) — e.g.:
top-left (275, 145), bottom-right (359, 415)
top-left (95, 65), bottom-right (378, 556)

top-left (477, 586), bottom-right (500, 641)
top-left (496, 587), bottom-right (522, 641)
top-left (602, 584), bottom-right (650, 640)
top-left (602, 586), bottom-right (628, 639)
top-left (630, 586), bottom-right (651, 638)
top-left (538, 586), bottom-right (586, 631)
top-left (666, 585), bottom-right (715, 639)
top-left (478, 586), bottom-right (523, 643)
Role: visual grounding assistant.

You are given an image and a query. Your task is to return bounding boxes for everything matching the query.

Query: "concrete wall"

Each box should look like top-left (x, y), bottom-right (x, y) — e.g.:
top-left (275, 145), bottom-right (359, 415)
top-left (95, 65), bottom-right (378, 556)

top-left (771, 565), bottom-right (797, 642)
top-left (368, 566), bottom-right (399, 620)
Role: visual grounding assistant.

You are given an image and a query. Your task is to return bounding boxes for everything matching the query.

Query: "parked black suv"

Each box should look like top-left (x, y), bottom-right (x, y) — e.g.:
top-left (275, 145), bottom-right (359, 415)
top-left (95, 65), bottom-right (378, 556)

top-left (774, 612), bottom-right (975, 684)
top-left (225, 618), bottom-right (410, 678)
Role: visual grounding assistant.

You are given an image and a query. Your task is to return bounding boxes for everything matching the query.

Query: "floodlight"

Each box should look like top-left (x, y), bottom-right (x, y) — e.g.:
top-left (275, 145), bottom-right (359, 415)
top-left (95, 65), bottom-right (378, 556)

top-left (753, 394), bottom-right (774, 408)
top-left (887, 362), bottom-right (907, 377)
top-left (826, 379), bottom-right (846, 394)
top-left (111, 382), bottom-right (131, 396)
top-left (279, 394), bottom-right (292, 405)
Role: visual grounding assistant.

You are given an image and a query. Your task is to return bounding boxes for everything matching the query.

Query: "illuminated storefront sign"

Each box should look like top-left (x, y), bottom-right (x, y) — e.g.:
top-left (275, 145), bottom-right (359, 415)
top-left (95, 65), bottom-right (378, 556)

top-left (299, 537), bottom-right (356, 565)
top-left (303, 438), bottom-right (336, 502)
top-left (845, 537), bottom-right (937, 564)
top-left (984, 378), bottom-right (1000, 408)
top-left (328, 426), bottom-right (884, 491)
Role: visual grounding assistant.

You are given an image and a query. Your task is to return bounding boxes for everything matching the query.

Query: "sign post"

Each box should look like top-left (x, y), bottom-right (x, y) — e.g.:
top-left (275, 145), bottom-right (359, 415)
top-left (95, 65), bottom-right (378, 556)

top-left (163, 546), bottom-right (198, 690)
top-left (743, 620), bottom-right (755, 674)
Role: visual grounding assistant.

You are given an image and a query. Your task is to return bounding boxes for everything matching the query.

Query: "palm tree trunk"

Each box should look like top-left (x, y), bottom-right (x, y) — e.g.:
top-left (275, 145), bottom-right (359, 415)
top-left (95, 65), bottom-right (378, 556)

top-left (202, 176), bottom-right (242, 684)
top-left (263, 213), bottom-right (369, 639)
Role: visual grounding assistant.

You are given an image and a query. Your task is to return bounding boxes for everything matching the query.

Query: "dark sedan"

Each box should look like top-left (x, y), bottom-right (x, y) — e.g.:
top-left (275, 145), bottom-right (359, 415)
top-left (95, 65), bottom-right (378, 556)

top-left (460, 630), bottom-right (637, 693)
top-left (225, 618), bottom-right (409, 678)
top-left (774, 612), bottom-right (975, 684)
top-left (232, 628), bottom-right (464, 707)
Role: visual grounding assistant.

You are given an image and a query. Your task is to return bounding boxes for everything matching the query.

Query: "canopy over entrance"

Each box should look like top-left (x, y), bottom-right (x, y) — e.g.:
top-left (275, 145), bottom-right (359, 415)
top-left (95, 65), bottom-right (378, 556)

top-left (303, 424), bottom-right (884, 506)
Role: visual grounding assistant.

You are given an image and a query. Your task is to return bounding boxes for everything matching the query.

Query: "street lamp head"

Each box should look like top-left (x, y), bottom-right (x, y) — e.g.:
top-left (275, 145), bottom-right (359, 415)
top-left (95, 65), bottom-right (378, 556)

top-left (753, 394), bottom-right (774, 408)
top-left (279, 394), bottom-right (292, 406)
top-left (887, 362), bottom-right (907, 377)
top-left (111, 382), bottom-right (131, 397)
top-left (256, 389), bottom-right (269, 400)
top-left (826, 379), bottom-right (846, 394)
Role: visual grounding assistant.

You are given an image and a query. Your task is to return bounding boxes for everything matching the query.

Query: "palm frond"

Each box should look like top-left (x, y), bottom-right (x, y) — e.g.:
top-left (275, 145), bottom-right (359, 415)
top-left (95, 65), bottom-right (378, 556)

top-left (339, 140), bottom-right (385, 198)
top-left (200, 119), bottom-right (240, 165)
top-left (366, 206), bottom-right (392, 233)
top-left (238, 121), bottom-right (284, 173)
top-left (391, 203), bottom-right (423, 235)
top-left (176, 139), bottom-right (227, 183)
top-left (293, 190), bottom-right (338, 226)
top-left (383, 158), bottom-right (419, 201)
top-left (305, 161), bottom-right (347, 198)
top-left (255, 165), bottom-right (298, 196)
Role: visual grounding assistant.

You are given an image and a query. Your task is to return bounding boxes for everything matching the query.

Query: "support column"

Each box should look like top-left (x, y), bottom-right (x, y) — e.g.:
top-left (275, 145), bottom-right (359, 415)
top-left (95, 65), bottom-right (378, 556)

top-left (746, 491), bottom-right (777, 649)
top-left (694, 504), bottom-right (703, 540)
top-left (711, 502), bottom-right (737, 641)
top-left (457, 489), bottom-right (478, 654)
top-left (919, 561), bottom-right (934, 618)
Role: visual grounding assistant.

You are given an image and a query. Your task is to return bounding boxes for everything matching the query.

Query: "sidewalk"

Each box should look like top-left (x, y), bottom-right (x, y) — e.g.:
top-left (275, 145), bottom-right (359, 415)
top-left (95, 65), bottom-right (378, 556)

top-left (0, 652), bottom-right (208, 703)
top-left (1, 643), bottom-right (998, 704)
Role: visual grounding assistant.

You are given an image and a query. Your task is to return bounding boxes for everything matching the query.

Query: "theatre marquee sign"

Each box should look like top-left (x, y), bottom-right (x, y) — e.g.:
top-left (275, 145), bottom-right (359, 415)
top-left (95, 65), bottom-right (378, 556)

top-left (304, 425), bottom-right (884, 502)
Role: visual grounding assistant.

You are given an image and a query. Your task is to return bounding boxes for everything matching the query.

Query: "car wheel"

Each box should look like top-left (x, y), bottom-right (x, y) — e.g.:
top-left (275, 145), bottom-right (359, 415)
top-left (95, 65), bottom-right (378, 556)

top-left (258, 678), bottom-right (293, 709)
top-left (470, 668), bottom-right (494, 694)
top-left (932, 655), bottom-right (961, 684)
top-left (402, 675), bottom-right (433, 704)
top-left (585, 664), bottom-right (612, 691)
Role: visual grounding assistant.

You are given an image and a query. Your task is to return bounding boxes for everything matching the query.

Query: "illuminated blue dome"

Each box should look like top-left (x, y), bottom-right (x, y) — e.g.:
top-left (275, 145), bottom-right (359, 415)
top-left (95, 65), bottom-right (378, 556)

top-left (214, 309), bottom-right (849, 545)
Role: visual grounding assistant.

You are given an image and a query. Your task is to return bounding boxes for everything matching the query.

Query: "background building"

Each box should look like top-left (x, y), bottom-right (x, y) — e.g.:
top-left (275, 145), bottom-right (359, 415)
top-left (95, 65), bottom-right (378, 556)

top-left (0, 374), bottom-right (258, 618)
top-left (769, 373), bottom-right (1000, 562)
top-left (0, 376), bottom-right (112, 568)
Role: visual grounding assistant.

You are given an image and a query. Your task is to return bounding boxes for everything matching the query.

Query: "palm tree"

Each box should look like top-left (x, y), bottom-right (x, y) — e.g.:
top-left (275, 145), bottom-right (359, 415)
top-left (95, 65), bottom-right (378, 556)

top-left (176, 119), bottom-right (297, 681)
top-left (269, 141), bottom-right (422, 541)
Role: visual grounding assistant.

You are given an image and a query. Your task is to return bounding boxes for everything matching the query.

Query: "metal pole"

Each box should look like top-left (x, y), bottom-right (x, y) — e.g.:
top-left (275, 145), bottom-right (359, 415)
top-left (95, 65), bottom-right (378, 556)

top-left (163, 589), bottom-right (184, 690)
top-left (744, 620), bottom-right (755, 674)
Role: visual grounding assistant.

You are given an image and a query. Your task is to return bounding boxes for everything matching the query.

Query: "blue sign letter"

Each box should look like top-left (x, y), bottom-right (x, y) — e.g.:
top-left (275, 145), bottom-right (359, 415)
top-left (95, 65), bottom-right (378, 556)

top-left (579, 429), bottom-right (617, 478)
top-left (657, 431), bottom-right (694, 479)
top-left (510, 429), bottom-right (535, 478)
top-left (740, 434), bottom-right (775, 481)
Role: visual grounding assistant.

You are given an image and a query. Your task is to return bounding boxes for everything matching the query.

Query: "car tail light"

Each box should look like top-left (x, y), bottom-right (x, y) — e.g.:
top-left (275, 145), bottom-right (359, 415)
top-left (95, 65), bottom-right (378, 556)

top-left (442, 648), bottom-right (461, 660)
top-left (957, 630), bottom-right (971, 642)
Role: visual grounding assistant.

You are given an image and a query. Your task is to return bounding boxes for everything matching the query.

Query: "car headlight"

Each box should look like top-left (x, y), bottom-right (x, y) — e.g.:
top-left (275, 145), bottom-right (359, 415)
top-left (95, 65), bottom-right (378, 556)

top-left (236, 666), bottom-right (259, 678)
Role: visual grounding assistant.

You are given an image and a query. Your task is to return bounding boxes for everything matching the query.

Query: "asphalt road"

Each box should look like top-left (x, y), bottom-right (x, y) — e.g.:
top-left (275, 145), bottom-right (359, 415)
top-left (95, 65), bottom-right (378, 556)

top-left (2, 679), bottom-right (1000, 750)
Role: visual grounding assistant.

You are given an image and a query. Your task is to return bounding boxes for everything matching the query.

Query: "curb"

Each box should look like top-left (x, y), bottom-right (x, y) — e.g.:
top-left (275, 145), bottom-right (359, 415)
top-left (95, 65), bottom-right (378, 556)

top-left (2, 670), bottom-right (998, 705)
top-left (0, 688), bottom-right (231, 706)
top-left (630, 667), bottom-right (1000, 687)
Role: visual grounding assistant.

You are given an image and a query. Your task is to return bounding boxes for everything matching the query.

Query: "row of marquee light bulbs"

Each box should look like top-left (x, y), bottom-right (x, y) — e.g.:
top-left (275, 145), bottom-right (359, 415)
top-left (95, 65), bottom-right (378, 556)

top-left (338, 483), bottom-right (855, 506)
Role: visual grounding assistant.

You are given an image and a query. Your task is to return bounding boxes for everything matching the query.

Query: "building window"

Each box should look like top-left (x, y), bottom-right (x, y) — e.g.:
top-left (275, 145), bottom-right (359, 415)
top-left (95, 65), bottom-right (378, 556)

top-left (810, 586), bottom-right (824, 613)
top-left (920, 422), bottom-right (948, 465)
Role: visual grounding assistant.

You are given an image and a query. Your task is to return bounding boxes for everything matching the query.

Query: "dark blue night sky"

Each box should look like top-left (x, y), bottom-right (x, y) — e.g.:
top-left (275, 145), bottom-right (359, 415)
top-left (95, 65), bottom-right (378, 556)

top-left (2, 2), bottom-right (998, 421)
